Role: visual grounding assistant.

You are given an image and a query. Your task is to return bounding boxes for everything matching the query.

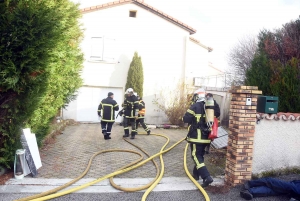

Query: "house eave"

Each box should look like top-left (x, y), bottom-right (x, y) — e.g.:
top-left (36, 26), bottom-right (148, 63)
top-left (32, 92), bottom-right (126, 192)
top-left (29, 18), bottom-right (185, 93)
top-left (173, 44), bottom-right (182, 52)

top-left (80, 0), bottom-right (197, 35)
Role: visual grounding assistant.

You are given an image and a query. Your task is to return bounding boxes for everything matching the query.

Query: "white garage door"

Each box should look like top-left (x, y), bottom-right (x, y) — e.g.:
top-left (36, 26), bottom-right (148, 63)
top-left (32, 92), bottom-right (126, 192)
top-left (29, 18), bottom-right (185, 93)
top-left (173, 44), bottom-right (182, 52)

top-left (76, 86), bottom-right (123, 123)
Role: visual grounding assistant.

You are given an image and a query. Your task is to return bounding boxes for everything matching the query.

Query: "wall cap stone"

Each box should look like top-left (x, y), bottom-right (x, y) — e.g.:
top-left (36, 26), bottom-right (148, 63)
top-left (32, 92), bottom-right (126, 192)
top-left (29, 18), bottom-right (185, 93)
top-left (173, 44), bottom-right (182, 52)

top-left (256, 113), bottom-right (300, 121)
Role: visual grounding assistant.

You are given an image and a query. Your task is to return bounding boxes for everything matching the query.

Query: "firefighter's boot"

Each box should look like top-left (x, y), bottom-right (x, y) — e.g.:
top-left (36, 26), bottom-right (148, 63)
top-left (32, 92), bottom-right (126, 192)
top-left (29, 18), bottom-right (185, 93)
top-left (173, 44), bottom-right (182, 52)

top-left (198, 166), bottom-right (213, 187)
top-left (130, 131), bottom-right (137, 139)
top-left (103, 131), bottom-right (108, 140)
top-left (123, 129), bottom-right (129, 137)
top-left (202, 176), bottom-right (213, 187)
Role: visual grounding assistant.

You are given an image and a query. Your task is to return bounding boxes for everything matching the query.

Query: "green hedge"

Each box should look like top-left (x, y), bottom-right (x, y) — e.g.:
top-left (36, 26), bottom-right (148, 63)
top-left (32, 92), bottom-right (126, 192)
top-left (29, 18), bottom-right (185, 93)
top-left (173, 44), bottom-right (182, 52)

top-left (0, 0), bottom-right (83, 168)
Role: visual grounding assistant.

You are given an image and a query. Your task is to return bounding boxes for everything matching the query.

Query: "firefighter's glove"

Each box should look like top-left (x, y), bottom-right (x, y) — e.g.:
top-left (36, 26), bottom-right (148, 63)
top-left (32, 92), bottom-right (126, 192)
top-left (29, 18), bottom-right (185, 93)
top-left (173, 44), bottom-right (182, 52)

top-left (97, 112), bottom-right (101, 117)
top-left (134, 116), bottom-right (138, 120)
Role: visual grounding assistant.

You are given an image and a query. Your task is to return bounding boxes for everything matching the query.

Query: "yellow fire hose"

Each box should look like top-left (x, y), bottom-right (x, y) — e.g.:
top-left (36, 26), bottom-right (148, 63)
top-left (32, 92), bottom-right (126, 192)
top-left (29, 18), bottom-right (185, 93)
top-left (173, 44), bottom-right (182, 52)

top-left (109, 134), bottom-right (164, 192)
top-left (184, 143), bottom-right (210, 201)
top-left (16, 133), bottom-right (210, 201)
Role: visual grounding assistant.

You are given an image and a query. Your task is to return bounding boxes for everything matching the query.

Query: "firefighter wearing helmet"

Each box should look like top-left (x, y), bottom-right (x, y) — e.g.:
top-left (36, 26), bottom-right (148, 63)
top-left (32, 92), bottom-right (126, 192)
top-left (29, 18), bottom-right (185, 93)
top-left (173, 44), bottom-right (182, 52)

top-left (122, 88), bottom-right (139, 139)
top-left (182, 88), bottom-right (220, 188)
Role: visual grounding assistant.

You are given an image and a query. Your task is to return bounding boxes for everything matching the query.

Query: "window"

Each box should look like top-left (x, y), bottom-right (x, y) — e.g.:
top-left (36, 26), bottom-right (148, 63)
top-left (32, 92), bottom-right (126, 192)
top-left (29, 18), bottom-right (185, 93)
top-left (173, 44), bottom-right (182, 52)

top-left (90, 36), bottom-right (116, 62)
top-left (129, 10), bottom-right (137, 18)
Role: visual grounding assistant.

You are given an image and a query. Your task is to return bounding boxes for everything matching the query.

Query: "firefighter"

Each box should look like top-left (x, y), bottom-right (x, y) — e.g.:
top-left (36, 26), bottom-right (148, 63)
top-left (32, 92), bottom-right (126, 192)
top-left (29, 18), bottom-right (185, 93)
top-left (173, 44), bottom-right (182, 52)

top-left (204, 93), bottom-right (220, 154)
top-left (182, 88), bottom-right (219, 187)
top-left (97, 92), bottom-right (119, 140)
top-left (122, 88), bottom-right (139, 139)
top-left (135, 94), bottom-right (151, 135)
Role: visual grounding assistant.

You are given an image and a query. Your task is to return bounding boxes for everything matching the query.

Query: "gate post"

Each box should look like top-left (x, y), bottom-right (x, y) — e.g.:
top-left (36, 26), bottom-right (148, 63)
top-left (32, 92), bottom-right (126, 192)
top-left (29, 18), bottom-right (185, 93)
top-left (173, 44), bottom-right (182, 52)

top-left (225, 86), bottom-right (262, 186)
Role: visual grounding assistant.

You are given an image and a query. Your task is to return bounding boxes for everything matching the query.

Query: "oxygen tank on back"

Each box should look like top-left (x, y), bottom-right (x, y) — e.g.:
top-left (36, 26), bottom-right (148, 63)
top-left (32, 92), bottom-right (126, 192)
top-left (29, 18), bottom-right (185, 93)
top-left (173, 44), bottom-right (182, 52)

top-left (205, 96), bottom-right (215, 124)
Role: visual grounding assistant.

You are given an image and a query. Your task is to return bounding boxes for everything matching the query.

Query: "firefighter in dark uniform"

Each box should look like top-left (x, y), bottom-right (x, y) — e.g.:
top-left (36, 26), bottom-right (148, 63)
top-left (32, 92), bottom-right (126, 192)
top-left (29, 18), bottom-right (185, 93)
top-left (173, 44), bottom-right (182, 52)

top-left (182, 88), bottom-right (220, 187)
top-left (135, 93), bottom-right (151, 135)
top-left (122, 88), bottom-right (139, 139)
top-left (97, 92), bottom-right (119, 140)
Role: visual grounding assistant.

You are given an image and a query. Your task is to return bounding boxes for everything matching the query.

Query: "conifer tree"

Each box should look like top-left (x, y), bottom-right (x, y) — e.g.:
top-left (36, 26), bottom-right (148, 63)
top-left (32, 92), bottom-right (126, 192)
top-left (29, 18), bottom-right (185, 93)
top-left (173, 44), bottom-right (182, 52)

top-left (125, 52), bottom-right (144, 98)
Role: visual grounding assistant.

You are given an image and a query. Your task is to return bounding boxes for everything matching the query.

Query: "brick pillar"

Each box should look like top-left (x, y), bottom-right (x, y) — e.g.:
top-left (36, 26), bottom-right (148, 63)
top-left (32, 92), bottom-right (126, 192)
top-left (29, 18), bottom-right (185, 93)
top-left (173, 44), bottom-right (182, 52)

top-left (225, 86), bottom-right (262, 186)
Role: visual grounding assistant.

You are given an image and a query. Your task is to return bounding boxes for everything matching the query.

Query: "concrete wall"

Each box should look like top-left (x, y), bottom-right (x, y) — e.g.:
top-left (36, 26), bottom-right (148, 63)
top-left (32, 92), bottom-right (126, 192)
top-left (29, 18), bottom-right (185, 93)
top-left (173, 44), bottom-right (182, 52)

top-left (252, 114), bottom-right (300, 174)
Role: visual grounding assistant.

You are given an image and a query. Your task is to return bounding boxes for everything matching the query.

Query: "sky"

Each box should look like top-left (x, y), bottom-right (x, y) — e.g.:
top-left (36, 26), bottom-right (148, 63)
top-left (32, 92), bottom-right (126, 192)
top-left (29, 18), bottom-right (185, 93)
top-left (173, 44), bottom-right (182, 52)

top-left (73, 0), bottom-right (300, 72)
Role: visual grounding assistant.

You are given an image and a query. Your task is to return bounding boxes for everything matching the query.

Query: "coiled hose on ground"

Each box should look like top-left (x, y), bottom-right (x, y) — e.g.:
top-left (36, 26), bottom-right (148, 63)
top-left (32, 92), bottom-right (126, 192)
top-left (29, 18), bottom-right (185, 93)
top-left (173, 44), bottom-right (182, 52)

top-left (15, 133), bottom-right (210, 201)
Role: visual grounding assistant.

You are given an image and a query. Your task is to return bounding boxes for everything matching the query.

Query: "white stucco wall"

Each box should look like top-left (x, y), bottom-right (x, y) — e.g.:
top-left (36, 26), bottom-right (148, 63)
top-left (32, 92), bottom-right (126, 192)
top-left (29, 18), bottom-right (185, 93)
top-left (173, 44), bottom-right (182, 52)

top-left (63, 3), bottom-right (211, 124)
top-left (185, 40), bottom-right (209, 78)
top-left (252, 119), bottom-right (300, 174)
top-left (75, 4), bottom-right (193, 124)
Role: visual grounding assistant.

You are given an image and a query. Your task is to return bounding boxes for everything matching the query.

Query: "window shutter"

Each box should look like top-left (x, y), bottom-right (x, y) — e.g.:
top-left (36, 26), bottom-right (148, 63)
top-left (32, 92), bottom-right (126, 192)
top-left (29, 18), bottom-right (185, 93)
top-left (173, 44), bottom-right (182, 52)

top-left (103, 37), bottom-right (116, 62)
top-left (90, 37), bottom-right (103, 59)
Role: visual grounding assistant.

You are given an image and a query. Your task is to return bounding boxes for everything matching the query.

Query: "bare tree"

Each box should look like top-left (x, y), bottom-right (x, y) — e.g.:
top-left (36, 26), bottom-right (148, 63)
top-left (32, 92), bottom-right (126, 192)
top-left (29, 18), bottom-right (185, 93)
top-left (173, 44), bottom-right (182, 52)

top-left (226, 35), bottom-right (258, 86)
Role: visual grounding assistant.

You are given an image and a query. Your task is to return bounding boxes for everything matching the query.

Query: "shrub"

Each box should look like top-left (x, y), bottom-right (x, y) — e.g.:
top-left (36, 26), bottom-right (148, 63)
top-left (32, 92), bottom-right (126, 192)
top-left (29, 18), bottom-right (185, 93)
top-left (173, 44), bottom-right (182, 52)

top-left (153, 81), bottom-right (193, 126)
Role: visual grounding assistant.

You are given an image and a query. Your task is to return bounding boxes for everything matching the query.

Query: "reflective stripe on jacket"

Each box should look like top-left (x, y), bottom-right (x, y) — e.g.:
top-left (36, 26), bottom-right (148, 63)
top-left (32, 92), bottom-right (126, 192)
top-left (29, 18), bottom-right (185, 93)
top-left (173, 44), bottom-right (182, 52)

top-left (123, 95), bottom-right (139, 118)
top-left (183, 101), bottom-right (213, 144)
top-left (98, 97), bottom-right (119, 122)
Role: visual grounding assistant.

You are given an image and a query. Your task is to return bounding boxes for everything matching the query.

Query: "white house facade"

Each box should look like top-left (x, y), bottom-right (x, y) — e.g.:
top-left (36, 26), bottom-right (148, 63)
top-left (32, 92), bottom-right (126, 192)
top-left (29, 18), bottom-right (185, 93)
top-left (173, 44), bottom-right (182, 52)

top-left (63, 0), bottom-right (215, 124)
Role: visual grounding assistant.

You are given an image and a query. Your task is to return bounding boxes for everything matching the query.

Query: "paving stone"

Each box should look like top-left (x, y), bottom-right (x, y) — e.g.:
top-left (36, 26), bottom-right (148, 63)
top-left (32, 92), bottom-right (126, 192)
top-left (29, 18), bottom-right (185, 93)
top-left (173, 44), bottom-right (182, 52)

top-left (34, 124), bottom-right (225, 179)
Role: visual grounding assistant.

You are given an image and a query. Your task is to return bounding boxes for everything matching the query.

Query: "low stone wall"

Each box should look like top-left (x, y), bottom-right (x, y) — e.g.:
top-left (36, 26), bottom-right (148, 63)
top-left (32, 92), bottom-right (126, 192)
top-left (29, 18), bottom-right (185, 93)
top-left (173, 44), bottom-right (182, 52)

top-left (252, 113), bottom-right (300, 174)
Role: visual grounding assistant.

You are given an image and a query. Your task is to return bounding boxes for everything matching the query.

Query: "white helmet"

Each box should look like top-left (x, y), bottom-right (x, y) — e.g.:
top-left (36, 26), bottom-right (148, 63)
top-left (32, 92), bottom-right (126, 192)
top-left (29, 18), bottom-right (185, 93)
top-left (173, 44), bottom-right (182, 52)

top-left (133, 92), bottom-right (138, 97)
top-left (194, 88), bottom-right (206, 102)
top-left (125, 88), bottom-right (134, 95)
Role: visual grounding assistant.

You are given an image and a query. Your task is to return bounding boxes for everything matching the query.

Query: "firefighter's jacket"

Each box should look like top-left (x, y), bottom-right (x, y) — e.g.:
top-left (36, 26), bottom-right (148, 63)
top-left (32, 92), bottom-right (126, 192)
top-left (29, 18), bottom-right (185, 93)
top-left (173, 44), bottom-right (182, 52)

top-left (123, 95), bottom-right (139, 118)
top-left (183, 101), bottom-right (220, 144)
top-left (98, 97), bottom-right (119, 122)
top-left (137, 100), bottom-right (146, 119)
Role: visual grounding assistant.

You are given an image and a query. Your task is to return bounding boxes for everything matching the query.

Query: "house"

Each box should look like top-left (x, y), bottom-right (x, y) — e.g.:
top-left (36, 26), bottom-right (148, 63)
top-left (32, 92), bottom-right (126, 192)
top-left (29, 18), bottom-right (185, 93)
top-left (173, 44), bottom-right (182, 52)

top-left (63, 0), bottom-right (214, 124)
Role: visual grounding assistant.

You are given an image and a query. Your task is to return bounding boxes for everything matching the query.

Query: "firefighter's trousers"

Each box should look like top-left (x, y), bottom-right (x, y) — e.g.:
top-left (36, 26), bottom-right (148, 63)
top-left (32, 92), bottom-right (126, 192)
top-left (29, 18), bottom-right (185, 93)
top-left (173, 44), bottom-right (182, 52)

top-left (123, 117), bottom-right (137, 136)
top-left (190, 143), bottom-right (211, 180)
top-left (101, 121), bottom-right (114, 136)
top-left (136, 118), bottom-right (149, 133)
